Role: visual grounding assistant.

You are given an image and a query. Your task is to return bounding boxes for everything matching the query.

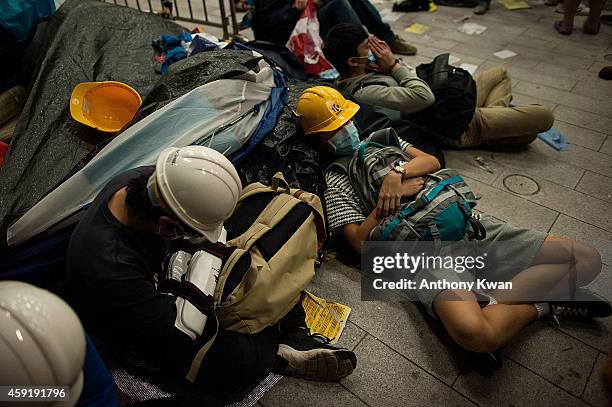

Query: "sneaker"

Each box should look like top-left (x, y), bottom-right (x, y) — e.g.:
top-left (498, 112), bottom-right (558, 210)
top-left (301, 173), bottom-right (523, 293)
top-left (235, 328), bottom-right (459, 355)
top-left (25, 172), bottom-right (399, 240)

top-left (389, 35), bottom-right (417, 56)
top-left (275, 329), bottom-right (357, 381)
top-left (473, 0), bottom-right (490, 14)
top-left (551, 289), bottom-right (612, 322)
top-left (556, 2), bottom-right (590, 15)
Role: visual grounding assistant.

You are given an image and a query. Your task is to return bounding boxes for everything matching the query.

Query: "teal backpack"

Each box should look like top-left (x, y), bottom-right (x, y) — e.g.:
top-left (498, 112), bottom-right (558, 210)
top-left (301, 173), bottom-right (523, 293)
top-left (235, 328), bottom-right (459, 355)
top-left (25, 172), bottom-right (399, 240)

top-left (328, 128), bottom-right (485, 242)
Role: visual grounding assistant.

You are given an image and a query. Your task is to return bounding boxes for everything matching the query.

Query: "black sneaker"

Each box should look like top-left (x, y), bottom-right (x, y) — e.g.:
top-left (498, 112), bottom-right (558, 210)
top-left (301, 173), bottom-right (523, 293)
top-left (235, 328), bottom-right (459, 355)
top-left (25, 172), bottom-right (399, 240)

top-left (274, 329), bottom-right (357, 382)
top-left (551, 289), bottom-right (612, 321)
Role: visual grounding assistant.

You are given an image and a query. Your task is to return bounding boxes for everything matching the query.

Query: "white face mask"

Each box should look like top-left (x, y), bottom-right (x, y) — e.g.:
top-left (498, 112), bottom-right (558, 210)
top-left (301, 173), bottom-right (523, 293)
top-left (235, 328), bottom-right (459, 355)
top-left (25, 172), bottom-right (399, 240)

top-left (327, 121), bottom-right (360, 156)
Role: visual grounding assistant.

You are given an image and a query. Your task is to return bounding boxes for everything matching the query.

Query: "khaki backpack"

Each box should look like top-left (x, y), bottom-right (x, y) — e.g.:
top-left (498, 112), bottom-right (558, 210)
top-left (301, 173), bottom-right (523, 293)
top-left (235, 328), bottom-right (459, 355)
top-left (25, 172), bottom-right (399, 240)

top-left (185, 172), bottom-right (326, 382)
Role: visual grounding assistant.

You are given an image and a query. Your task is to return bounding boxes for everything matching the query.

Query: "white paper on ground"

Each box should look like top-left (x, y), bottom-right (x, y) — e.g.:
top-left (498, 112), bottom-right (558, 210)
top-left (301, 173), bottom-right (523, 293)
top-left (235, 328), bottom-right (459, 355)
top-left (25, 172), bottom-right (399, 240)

top-left (493, 49), bottom-right (517, 59)
top-left (459, 63), bottom-right (478, 75)
top-left (380, 8), bottom-right (403, 22)
top-left (457, 22), bottom-right (487, 35)
top-left (449, 54), bottom-right (461, 64)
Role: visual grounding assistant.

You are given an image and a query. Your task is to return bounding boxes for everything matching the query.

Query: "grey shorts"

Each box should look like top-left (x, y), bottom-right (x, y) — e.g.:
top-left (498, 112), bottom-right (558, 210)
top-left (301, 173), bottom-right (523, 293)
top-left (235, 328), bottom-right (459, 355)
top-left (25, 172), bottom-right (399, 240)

top-left (414, 215), bottom-right (547, 318)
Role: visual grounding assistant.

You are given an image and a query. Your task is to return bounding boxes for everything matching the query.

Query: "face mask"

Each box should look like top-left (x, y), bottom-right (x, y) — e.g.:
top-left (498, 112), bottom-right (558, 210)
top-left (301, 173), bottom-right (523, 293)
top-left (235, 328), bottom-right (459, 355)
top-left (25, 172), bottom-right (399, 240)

top-left (367, 50), bottom-right (377, 64)
top-left (327, 121), bottom-right (360, 156)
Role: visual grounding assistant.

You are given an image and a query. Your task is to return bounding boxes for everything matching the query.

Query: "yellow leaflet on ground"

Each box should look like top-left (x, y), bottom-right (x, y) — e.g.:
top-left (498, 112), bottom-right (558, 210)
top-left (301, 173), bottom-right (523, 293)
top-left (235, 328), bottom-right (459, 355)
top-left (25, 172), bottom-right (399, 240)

top-left (500, 0), bottom-right (531, 10)
top-left (404, 23), bottom-right (430, 34)
top-left (428, 1), bottom-right (438, 12)
top-left (302, 291), bottom-right (351, 345)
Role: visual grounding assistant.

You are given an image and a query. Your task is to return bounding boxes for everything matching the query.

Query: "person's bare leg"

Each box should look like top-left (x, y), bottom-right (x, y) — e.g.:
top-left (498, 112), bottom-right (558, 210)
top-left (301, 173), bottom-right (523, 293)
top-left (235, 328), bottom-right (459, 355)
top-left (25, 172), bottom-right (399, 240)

top-left (489, 237), bottom-right (602, 303)
top-left (434, 290), bottom-right (537, 352)
top-left (584, 0), bottom-right (604, 32)
top-left (560, 0), bottom-right (580, 31)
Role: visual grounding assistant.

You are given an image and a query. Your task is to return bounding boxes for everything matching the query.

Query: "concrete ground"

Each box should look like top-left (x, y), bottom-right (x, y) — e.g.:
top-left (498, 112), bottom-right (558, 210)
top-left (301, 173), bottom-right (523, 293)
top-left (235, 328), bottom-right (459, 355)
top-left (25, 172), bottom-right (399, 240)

top-left (114, 0), bottom-right (611, 405)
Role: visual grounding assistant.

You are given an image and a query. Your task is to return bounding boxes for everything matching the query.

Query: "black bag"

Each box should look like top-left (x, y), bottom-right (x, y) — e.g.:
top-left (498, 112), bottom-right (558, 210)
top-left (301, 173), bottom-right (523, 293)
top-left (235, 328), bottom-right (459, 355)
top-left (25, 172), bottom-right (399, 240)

top-left (392, 0), bottom-right (430, 12)
top-left (409, 53), bottom-right (477, 141)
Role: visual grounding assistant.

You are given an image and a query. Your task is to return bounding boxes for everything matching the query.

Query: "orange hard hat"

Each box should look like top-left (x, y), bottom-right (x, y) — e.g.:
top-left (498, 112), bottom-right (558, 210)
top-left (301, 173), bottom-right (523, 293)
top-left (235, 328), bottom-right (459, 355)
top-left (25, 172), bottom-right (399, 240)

top-left (70, 81), bottom-right (142, 133)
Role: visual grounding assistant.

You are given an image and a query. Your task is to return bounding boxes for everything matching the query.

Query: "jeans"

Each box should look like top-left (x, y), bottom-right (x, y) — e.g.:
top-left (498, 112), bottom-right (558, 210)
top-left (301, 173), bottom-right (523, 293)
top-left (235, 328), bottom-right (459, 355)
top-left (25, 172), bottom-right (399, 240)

top-left (317, 0), bottom-right (395, 44)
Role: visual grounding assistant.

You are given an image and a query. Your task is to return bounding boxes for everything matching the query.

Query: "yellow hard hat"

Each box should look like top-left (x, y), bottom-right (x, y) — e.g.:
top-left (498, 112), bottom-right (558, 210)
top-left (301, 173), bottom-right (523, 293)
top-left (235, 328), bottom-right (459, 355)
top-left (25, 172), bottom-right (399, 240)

top-left (296, 86), bottom-right (360, 135)
top-left (70, 81), bottom-right (142, 133)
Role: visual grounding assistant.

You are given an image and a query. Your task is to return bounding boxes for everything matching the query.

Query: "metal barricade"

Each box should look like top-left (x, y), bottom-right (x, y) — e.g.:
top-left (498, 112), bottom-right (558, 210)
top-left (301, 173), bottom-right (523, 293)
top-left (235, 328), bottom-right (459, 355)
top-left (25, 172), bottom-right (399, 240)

top-left (104, 0), bottom-right (239, 39)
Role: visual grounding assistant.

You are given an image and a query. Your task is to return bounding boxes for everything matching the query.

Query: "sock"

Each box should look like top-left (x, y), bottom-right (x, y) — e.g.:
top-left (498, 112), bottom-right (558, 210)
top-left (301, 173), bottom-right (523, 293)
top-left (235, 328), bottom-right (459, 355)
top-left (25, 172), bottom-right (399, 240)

top-left (533, 302), bottom-right (550, 318)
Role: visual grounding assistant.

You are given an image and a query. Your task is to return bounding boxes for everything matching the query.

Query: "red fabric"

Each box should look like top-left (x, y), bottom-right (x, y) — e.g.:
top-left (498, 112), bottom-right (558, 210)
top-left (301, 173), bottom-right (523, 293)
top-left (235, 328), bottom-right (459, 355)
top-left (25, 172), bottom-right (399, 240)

top-left (286, 0), bottom-right (334, 76)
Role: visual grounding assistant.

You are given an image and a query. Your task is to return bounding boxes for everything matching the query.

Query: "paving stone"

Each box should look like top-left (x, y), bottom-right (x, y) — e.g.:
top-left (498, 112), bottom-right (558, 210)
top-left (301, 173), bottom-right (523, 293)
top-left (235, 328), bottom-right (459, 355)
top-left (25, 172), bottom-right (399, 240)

top-left (336, 320), bottom-right (367, 351)
top-left (552, 316), bottom-right (612, 356)
top-left (479, 60), bottom-right (577, 91)
top-left (528, 141), bottom-right (612, 179)
top-left (451, 43), bottom-right (540, 69)
top-left (454, 355), bottom-right (589, 407)
top-left (502, 321), bottom-right (600, 396)
top-left (571, 78), bottom-right (612, 102)
top-left (492, 168), bottom-right (612, 232)
top-left (515, 82), bottom-right (612, 119)
top-left (503, 44), bottom-right (593, 71)
top-left (309, 260), bottom-right (468, 385)
top-left (576, 171), bottom-right (612, 203)
top-left (462, 175), bottom-right (558, 233)
top-left (582, 352), bottom-right (612, 407)
top-left (444, 150), bottom-right (501, 185)
top-left (533, 61), bottom-right (599, 83)
top-left (554, 105), bottom-right (612, 136)
top-left (259, 378), bottom-right (367, 407)
top-left (549, 214), bottom-right (612, 267)
top-left (553, 120), bottom-right (606, 151)
top-left (600, 136), bottom-right (612, 155)
top-left (343, 335), bottom-right (475, 407)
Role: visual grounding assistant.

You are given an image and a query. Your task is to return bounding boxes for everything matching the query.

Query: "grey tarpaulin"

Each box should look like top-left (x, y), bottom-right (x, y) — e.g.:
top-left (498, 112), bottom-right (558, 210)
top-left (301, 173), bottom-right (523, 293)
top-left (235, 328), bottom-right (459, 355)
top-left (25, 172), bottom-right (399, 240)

top-left (0, 0), bottom-right (326, 242)
top-left (0, 0), bottom-right (183, 232)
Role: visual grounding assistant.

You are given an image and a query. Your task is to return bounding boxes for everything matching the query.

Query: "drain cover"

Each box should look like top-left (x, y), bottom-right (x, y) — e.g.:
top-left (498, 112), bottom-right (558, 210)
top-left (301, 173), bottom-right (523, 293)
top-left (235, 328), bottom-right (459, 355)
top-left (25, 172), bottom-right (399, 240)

top-left (503, 174), bottom-right (540, 195)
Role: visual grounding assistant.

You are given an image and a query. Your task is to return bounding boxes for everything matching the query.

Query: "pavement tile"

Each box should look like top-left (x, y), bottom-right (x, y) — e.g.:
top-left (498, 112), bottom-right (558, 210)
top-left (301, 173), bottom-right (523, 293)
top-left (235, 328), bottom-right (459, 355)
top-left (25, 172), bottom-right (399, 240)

top-left (502, 321), bottom-right (600, 397)
top-left (533, 61), bottom-right (600, 82)
top-left (553, 120), bottom-right (606, 151)
top-left (343, 335), bottom-right (476, 407)
top-left (554, 105), bottom-right (612, 136)
top-left (576, 171), bottom-right (612, 203)
top-left (600, 136), bottom-right (612, 155)
top-left (492, 168), bottom-right (612, 232)
top-left (582, 352), bottom-right (612, 407)
top-left (552, 316), bottom-right (612, 356)
top-left (514, 82), bottom-right (612, 119)
top-left (259, 378), bottom-right (367, 407)
top-left (462, 175), bottom-right (558, 233)
top-left (444, 150), bottom-right (500, 186)
top-left (479, 60), bottom-right (577, 91)
top-left (309, 260), bottom-right (467, 385)
top-left (503, 45), bottom-right (593, 71)
top-left (526, 141), bottom-right (612, 179)
top-left (463, 142), bottom-right (585, 189)
top-left (454, 355), bottom-right (589, 407)
top-left (451, 43), bottom-right (540, 69)
top-left (549, 214), bottom-right (612, 267)
top-left (571, 78), bottom-right (612, 102)
top-left (336, 320), bottom-right (367, 351)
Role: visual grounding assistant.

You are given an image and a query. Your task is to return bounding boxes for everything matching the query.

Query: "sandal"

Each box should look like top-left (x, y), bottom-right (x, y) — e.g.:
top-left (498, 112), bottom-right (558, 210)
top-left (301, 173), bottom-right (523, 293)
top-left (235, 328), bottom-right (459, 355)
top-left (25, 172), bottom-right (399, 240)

top-left (554, 20), bottom-right (572, 35)
top-left (583, 22), bottom-right (600, 35)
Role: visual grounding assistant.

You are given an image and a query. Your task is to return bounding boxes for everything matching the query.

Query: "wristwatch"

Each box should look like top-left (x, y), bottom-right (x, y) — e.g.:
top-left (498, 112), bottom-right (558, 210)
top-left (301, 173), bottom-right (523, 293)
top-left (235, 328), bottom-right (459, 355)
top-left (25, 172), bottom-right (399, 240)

top-left (391, 164), bottom-right (406, 177)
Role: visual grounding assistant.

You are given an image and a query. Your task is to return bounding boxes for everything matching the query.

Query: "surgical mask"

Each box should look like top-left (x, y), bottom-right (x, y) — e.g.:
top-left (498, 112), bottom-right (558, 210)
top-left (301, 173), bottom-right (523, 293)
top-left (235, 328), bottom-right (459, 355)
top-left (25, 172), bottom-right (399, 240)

top-left (327, 121), bottom-right (360, 156)
top-left (367, 50), bottom-right (377, 64)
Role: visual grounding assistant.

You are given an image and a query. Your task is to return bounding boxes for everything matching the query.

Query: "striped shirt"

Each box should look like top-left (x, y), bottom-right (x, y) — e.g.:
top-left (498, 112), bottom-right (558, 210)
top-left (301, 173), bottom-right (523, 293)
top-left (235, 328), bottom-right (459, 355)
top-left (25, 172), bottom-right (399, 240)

top-left (324, 139), bottom-right (411, 233)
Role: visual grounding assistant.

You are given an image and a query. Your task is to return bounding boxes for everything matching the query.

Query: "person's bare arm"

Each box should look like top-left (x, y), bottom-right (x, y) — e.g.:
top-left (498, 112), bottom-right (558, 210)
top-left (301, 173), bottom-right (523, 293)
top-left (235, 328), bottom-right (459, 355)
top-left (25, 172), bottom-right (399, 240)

top-left (401, 146), bottom-right (441, 177)
top-left (342, 208), bottom-right (380, 253)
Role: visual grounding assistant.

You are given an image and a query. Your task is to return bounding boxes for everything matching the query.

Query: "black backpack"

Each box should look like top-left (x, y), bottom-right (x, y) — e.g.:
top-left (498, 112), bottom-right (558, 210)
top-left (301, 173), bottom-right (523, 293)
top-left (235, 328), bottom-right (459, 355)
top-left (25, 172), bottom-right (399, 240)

top-left (408, 53), bottom-right (477, 141)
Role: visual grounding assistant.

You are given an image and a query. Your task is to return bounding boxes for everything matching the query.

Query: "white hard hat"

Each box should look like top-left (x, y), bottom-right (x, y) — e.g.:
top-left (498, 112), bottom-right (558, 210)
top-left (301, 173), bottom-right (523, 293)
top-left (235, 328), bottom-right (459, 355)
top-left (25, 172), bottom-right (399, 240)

top-left (0, 281), bottom-right (86, 407)
top-left (148, 146), bottom-right (242, 242)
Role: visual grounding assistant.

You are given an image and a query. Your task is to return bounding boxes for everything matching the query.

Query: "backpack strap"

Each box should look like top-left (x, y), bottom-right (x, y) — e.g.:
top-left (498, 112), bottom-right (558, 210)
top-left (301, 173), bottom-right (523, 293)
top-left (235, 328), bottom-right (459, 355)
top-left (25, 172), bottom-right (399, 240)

top-left (186, 314), bottom-right (219, 382)
top-left (378, 175), bottom-right (465, 241)
top-left (326, 156), bottom-right (351, 175)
